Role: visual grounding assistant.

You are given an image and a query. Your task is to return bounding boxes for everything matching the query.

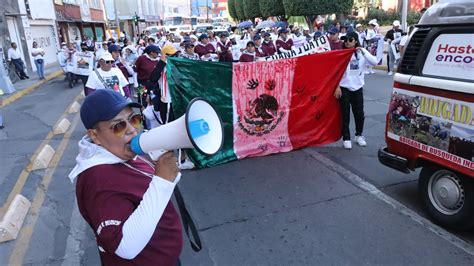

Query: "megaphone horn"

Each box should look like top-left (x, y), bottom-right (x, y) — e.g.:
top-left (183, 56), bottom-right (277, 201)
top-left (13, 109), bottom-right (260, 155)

top-left (130, 98), bottom-right (224, 160)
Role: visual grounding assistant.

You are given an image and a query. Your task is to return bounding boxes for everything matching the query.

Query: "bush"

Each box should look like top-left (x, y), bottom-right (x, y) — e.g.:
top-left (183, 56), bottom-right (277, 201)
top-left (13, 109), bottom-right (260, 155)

top-left (361, 8), bottom-right (422, 26)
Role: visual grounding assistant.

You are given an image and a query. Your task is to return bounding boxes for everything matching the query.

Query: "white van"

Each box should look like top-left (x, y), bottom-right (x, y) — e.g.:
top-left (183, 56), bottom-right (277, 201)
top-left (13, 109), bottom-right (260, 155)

top-left (378, 0), bottom-right (474, 230)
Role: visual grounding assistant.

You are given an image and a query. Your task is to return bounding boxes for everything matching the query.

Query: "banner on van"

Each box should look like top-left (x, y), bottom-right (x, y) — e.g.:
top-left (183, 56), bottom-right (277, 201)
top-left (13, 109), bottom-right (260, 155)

top-left (387, 88), bottom-right (473, 170)
top-left (422, 33), bottom-right (474, 81)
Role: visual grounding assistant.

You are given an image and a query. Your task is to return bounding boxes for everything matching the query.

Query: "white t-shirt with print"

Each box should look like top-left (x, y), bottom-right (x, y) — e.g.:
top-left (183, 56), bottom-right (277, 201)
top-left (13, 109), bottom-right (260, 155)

top-left (85, 68), bottom-right (129, 96)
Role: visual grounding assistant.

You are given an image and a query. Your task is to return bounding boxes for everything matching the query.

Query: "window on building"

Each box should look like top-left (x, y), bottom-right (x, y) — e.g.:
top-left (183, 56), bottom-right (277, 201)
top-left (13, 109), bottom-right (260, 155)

top-left (90, 0), bottom-right (101, 9)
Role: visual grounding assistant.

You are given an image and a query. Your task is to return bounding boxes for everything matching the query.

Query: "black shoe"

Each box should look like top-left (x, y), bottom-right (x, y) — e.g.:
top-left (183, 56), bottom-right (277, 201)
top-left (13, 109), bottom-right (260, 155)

top-left (20, 77), bottom-right (26, 80)
top-left (25, 76), bottom-right (30, 79)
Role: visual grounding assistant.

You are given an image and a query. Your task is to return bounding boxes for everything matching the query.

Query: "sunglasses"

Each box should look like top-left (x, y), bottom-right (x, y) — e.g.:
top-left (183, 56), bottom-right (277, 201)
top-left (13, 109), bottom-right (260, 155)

top-left (103, 60), bottom-right (114, 64)
top-left (110, 113), bottom-right (143, 137)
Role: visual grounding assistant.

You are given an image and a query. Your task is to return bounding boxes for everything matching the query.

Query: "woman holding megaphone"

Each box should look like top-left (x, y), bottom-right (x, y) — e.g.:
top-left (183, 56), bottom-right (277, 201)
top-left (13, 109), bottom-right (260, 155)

top-left (69, 89), bottom-right (183, 265)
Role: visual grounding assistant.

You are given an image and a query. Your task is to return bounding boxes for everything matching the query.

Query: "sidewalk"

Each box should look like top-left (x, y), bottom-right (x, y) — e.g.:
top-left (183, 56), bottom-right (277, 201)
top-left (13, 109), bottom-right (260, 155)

top-left (0, 63), bottom-right (63, 107)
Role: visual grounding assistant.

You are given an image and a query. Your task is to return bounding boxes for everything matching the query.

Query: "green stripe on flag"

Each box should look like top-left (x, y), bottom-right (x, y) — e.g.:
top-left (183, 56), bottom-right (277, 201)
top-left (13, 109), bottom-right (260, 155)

top-left (167, 57), bottom-right (237, 168)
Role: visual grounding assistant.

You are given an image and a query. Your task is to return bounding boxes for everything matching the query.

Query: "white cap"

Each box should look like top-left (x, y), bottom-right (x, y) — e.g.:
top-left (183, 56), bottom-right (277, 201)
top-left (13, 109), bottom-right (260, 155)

top-left (355, 23), bottom-right (362, 28)
top-left (99, 52), bottom-right (114, 61)
top-left (190, 35), bottom-right (197, 40)
top-left (369, 19), bottom-right (377, 25)
top-left (303, 27), bottom-right (309, 31)
top-left (393, 20), bottom-right (401, 27)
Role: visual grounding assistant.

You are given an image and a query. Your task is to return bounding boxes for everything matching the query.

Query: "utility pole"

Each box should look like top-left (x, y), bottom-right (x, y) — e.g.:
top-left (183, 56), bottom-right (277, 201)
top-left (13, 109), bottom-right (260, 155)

top-left (401, 0), bottom-right (408, 32)
top-left (206, 0), bottom-right (209, 22)
top-left (113, 0), bottom-right (121, 40)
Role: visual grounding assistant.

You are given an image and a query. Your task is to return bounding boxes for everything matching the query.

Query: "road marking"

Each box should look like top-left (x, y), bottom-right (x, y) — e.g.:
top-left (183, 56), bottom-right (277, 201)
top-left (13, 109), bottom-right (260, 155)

top-left (8, 110), bottom-right (81, 265)
top-left (303, 149), bottom-right (474, 256)
top-left (0, 93), bottom-right (82, 218)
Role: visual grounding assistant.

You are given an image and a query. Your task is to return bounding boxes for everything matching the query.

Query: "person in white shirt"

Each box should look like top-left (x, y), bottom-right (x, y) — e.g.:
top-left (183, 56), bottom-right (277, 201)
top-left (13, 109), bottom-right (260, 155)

top-left (85, 52), bottom-right (129, 98)
top-left (8, 42), bottom-right (29, 79)
top-left (334, 31), bottom-right (378, 150)
top-left (31, 41), bottom-right (45, 79)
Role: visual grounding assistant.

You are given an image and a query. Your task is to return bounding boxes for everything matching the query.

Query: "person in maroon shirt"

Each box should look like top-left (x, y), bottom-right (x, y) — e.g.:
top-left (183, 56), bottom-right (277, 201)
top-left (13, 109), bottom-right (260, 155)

top-left (327, 26), bottom-right (343, 50)
top-left (194, 34), bottom-right (217, 61)
top-left (275, 28), bottom-right (294, 54)
top-left (135, 45), bottom-right (160, 85)
top-left (69, 89), bottom-right (183, 266)
top-left (253, 35), bottom-right (265, 58)
top-left (261, 32), bottom-right (276, 56)
top-left (216, 32), bottom-right (233, 62)
top-left (239, 41), bottom-right (256, 62)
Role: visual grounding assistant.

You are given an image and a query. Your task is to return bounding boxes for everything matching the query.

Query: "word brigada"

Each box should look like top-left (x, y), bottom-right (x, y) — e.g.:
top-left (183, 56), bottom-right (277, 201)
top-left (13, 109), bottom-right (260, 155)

top-left (258, 35), bottom-right (332, 62)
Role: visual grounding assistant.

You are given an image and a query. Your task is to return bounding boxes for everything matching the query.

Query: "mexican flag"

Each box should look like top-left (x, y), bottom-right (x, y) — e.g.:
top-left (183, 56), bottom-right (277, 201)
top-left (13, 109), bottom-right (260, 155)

top-left (167, 50), bottom-right (353, 168)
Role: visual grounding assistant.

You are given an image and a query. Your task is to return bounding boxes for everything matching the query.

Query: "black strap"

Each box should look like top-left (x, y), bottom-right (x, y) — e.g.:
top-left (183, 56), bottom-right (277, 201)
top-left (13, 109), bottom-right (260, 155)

top-left (174, 186), bottom-right (202, 252)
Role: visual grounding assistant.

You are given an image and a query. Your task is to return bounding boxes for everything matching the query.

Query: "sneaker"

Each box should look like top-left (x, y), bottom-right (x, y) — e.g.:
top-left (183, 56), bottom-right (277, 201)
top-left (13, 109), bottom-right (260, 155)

top-left (343, 140), bottom-right (352, 150)
top-left (365, 70), bottom-right (371, 75)
top-left (370, 69), bottom-right (375, 74)
top-left (355, 135), bottom-right (367, 147)
top-left (387, 71), bottom-right (394, 76)
top-left (178, 158), bottom-right (195, 170)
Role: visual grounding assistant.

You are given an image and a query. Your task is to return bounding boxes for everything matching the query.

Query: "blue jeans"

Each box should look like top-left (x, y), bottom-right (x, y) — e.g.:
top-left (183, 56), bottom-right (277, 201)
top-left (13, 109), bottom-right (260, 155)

top-left (34, 59), bottom-right (45, 79)
top-left (12, 58), bottom-right (27, 78)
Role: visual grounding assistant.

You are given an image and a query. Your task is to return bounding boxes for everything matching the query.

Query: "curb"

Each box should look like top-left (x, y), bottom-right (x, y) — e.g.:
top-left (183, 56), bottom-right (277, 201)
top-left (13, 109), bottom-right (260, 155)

top-left (0, 70), bottom-right (64, 108)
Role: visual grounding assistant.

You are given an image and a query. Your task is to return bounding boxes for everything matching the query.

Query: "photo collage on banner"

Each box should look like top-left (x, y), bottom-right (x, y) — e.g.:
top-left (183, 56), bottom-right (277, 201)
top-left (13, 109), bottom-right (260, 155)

top-left (388, 88), bottom-right (473, 169)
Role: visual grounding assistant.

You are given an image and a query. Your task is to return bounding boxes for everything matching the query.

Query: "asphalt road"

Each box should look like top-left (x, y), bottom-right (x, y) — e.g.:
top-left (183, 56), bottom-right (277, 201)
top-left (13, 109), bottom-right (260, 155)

top-left (0, 71), bottom-right (472, 265)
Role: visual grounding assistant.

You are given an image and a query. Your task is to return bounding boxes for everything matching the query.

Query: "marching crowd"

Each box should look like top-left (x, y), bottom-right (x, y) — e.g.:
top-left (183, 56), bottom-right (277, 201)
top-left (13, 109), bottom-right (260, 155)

top-left (54, 18), bottom-right (409, 153)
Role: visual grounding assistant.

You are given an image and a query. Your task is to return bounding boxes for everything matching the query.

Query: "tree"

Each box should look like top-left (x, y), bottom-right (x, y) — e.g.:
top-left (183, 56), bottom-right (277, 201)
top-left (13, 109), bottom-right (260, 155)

top-left (259, 0), bottom-right (287, 19)
top-left (243, 0), bottom-right (262, 19)
top-left (282, 0), bottom-right (353, 29)
top-left (235, 0), bottom-right (247, 21)
top-left (228, 0), bottom-right (238, 20)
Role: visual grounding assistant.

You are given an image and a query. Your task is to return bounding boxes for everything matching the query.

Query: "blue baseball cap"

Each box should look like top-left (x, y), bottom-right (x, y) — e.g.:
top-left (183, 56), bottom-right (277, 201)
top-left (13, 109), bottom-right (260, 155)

top-left (199, 33), bottom-right (209, 41)
top-left (108, 44), bottom-right (120, 53)
top-left (80, 90), bottom-right (141, 129)
top-left (328, 26), bottom-right (339, 34)
top-left (144, 44), bottom-right (160, 54)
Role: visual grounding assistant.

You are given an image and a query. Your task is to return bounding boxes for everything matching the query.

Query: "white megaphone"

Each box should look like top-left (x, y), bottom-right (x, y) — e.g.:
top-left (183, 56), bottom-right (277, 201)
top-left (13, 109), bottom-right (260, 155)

top-left (130, 98), bottom-right (224, 160)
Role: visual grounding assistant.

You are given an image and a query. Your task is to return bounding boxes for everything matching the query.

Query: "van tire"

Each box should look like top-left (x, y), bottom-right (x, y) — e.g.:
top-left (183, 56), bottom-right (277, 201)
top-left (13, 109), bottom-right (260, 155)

top-left (418, 165), bottom-right (474, 231)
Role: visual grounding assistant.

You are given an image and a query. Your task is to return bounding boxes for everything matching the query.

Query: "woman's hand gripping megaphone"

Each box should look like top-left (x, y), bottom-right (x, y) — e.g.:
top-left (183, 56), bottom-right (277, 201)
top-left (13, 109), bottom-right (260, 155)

top-left (154, 151), bottom-right (180, 182)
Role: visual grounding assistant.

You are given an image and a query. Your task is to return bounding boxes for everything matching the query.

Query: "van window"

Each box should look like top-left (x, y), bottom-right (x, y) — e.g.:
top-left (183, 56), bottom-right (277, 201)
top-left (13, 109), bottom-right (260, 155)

top-left (422, 33), bottom-right (474, 81)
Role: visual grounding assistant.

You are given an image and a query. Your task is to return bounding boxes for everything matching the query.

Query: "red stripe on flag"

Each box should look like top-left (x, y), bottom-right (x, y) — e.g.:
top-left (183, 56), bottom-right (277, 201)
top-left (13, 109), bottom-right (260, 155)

top-left (288, 49), bottom-right (354, 149)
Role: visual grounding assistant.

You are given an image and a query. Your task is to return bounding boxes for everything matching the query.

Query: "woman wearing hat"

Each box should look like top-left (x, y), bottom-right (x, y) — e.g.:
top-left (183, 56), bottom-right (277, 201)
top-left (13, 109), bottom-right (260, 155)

top-left (334, 31), bottom-right (378, 150)
top-left (216, 32), bottom-right (233, 62)
top-left (135, 45), bottom-right (160, 87)
top-left (364, 20), bottom-right (381, 74)
top-left (261, 32), bottom-right (276, 56)
top-left (194, 34), bottom-right (217, 61)
top-left (384, 20), bottom-right (403, 75)
top-left (275, 28), bottom-right (294, 54)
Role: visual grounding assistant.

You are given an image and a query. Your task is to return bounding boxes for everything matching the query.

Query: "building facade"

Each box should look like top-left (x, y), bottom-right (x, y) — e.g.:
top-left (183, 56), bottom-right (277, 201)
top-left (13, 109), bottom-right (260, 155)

top-left (54, 0), bottom-right (106, 44)
top-left (1, 0), bottom-right (60, 72)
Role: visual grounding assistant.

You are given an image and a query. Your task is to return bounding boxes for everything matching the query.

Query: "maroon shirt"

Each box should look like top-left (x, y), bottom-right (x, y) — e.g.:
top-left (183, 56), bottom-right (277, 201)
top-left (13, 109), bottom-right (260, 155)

top-left (135, 55), bottom-right (158, 82)
top-left (275, 38), bottom-right (294, 53)
top-left (239, 52), bottom-right (255, 62)
top-left (76, 158), bottom-right (183, 266)
top-left (217, 40), bottom-right (233, 62)
top-left (329, 39), bottom-right (343, 50)
top-left (261, 41), bottom-right (276, 56)
top-left (194, 43), bottom-right (216, 58)
top-left (255, 46), bottom-right (265, 58)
